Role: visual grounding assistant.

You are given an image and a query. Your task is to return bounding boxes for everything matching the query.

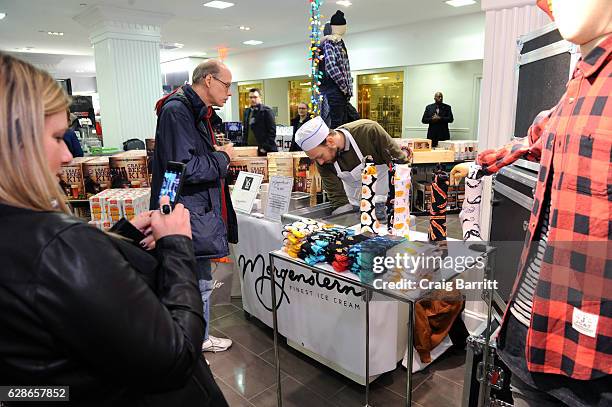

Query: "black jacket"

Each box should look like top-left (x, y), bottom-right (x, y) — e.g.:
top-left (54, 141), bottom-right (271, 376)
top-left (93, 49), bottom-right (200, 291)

top-left (0, 204), bottom-right (228, 406)
top-left (242, 104), bottom-right (278, 154)
top-left (421, 102), bottom-right (454, 145)
top-left (289, 115), bottom-right (310, 151)
top-left (151, 85), bottom-right (238, 259)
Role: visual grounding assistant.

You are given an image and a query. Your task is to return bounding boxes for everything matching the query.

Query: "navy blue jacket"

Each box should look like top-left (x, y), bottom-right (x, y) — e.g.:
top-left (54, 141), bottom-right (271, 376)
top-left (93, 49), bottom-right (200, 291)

top-left (63, 129), bottom-right (84, 157)
top-left (150, 85), bottom-right (238, 259)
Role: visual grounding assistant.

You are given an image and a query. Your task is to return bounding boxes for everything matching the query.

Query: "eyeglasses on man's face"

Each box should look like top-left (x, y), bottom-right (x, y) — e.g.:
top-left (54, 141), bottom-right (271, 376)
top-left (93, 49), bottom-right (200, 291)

top-left (211, 75), bottom-right (231, 90)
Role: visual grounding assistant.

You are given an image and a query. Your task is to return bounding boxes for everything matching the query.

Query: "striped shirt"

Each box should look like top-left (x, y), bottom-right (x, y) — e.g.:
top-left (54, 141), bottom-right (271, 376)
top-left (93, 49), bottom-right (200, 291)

top-left (510, 202), bottom-right (551, 327)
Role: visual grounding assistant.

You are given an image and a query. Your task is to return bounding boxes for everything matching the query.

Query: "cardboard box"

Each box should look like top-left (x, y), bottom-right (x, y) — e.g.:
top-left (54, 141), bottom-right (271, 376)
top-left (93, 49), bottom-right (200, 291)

top-left (59, 157), bottom-right (93, 200)
top-left (395, 138), bottom-right (432, 153)
top-left (267, 152), bottom-right (294, 178)
top-left (109, 151), bottom-right (149, 188)
top-left (83, 157), bottom-right (112, 197)
top-left (88, 188), bottom-right (151, 225)
top-left (234, 146), bottom-right (259, 158)
top-left (293, 153), bottom-right (321, 193)
top-left (414, 181), bottom-right (432, 212)
top-left (228, 157), bottom-right (268, 184)
top-left (412, 149), bottom-right (455, 164)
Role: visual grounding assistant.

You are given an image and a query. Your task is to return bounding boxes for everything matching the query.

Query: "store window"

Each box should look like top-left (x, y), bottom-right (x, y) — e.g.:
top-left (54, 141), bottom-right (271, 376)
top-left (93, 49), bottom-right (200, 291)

top-left (357, 71), bottom-right (404, 138)
top-left (238, 83), bottom-right (264, 114)
top-left (288, 78), bottom-right (311, 119)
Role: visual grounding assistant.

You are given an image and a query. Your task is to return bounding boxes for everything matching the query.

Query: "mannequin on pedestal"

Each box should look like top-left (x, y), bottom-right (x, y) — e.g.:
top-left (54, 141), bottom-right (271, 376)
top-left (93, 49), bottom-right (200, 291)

top-left (319, 11), bottom-right (359, 128)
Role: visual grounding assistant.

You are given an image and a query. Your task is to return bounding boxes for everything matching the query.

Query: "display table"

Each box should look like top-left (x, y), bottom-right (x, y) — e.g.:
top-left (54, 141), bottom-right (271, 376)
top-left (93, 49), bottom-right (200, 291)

top-left (233, 211), bottom-right (492, 396)
top-left (268, 243), bottom-right (495, 407)
top-left (234, 212), bottom-right (413, 383)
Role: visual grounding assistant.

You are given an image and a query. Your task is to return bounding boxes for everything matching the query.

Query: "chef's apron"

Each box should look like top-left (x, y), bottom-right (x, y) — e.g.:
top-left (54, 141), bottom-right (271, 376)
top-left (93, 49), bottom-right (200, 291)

top-left (333, 128), bottom-right (389, 207)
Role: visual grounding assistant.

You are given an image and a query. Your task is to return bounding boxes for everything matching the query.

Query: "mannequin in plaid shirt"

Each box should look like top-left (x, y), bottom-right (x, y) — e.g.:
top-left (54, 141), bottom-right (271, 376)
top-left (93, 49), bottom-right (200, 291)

top-left (452, 1), bottom-right (611, 405)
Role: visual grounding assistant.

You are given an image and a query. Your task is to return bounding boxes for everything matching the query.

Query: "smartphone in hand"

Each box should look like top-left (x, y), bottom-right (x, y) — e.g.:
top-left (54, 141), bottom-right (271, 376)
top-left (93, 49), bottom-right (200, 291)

top-left (159, 161), bottom-right (186, 208)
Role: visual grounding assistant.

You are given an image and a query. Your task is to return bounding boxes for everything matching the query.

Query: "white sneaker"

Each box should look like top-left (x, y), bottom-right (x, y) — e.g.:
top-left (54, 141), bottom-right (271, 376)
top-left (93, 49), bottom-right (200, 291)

top-left (202, 335), bottom-right (233, 352)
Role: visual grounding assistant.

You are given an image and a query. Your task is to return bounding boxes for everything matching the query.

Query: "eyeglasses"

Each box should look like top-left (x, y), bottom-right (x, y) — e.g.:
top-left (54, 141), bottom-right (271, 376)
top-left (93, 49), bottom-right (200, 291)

top-left (211, 75), bottom-right (231, 90)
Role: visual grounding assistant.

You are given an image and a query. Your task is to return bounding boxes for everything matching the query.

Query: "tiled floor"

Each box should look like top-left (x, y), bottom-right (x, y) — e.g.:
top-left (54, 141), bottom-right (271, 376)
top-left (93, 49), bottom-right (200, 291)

top-left (207, 215), bottom-right (468, 406)
top-left (208, 299), bottom-right (467, 407)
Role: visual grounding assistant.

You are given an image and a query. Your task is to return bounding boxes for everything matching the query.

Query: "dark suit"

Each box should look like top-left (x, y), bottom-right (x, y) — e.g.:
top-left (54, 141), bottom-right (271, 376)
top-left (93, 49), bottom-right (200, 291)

top-left (289, 115), bottom-right (310, 151)
top-left (421, 102), bottom-right (454, 147)
top-left (242, 104), bottom-right (278, 154)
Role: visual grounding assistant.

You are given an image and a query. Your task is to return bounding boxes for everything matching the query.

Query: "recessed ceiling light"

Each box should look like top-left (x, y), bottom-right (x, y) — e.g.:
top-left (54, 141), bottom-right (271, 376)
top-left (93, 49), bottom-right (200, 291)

top-left (47, 31), bottom-right (64, 36)
top-left (203, 1), bottom-right (234, 9)
top-left (239, 26), bottom-right (251, 31)
top-left (445, 0), bottom-right (476, 7)
top-left (0, 12), bottom-right (6, 20)
top-left (243, 40), bottom-right (263, 46)
top-left (336, 0), bottom-right (352, 6)
top-left (76, 70), bottom-right (84, 73)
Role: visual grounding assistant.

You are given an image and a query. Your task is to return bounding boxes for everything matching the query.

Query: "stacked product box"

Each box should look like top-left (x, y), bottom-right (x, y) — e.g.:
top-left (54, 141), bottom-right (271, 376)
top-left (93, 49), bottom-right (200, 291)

top-left (109, 150), bottom-right (150, 189)
top-left (89, 188), bottom-right (151, 230)
top-left (395, 138), bottom-right (432, 153)
top-left (293, 152), bottom-right (321, 193)
top-left (267, 152), bottom-right (294, 178)
top-left (228, 157), bottom-right (268, 185)
top-left (59, 157), bottom-right (93, 200)
top-left (438, 140), bottom-right (478, 160)
top-left (83, 157), bottom-right (112, 197)
top-left (275, 126), bottom-right (294, 152)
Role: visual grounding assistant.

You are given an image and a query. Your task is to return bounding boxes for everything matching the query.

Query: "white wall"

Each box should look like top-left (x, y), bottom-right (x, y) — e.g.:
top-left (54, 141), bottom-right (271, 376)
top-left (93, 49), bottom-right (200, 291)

top-left (225, 12), bottom-right (485, 82)
top-left (160, 56), bottom-right (207, 82)
top-left (404, 59), bottom-right (483, 140)
top-left (70, 76), bottom-right (98, 93)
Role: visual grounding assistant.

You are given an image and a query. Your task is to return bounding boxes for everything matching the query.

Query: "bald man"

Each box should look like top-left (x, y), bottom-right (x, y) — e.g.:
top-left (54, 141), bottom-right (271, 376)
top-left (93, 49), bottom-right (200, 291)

top-left (421, 92), bottom-right (454, 147)
top-left (151, 59), bottom-right (236, 357)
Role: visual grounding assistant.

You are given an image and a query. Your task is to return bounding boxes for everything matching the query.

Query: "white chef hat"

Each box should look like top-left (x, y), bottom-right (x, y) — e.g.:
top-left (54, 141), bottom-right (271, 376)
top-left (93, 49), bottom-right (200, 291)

top-left (295, 116), bottom-right (330, 151)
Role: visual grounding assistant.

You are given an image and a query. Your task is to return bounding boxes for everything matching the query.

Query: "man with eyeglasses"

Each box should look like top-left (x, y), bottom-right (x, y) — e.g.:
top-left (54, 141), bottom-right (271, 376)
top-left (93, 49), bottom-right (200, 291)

top-left (151, 59), bottom-right (236, 355)
top-left (242, 88), bottom-right (278, 155)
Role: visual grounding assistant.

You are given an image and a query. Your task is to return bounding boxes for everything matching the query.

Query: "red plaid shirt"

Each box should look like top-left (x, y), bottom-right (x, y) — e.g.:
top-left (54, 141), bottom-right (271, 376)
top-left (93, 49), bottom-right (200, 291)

top-left (478, 34), bottom-right (612, 380)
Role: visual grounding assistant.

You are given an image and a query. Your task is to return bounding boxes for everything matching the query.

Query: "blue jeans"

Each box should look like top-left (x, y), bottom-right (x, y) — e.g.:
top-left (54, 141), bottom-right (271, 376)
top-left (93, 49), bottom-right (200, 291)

top-left (196, 258), bottom-right (213, 341)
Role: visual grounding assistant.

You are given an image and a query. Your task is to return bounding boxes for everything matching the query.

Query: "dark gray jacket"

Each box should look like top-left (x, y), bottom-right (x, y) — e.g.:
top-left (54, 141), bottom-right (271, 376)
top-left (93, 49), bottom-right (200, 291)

top-left (151, 85), bottom-right (238, 259)
top-left (242, 104), bottom-right (278, 154)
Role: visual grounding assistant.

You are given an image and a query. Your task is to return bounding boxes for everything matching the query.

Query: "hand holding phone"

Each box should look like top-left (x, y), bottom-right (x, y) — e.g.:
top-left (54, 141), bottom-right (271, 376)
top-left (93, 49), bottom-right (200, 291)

top-left (159, 161), bottom-right (187, 208)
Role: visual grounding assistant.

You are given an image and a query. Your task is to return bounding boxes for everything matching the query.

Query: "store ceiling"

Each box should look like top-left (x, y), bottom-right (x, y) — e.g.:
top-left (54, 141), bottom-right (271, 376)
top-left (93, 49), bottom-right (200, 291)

top-left (0, 0), bottom-right (481, 78)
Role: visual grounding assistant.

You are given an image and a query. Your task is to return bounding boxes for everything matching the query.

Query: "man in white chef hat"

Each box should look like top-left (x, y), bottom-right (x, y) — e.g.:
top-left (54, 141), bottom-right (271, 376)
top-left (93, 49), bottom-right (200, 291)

top-left (295, 117), bottom-right (409, 214)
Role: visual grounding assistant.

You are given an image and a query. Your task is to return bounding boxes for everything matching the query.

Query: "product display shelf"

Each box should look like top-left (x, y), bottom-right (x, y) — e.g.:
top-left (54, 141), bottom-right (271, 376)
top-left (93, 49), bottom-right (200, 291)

top-left (268, 243), bottom-right (496, 407)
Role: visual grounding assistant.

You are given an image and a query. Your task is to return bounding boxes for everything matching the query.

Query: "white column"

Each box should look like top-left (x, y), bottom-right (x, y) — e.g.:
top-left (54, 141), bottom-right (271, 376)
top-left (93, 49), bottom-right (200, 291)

top-left (75, 6), bottom-right (172, 149)
top-left (477, 0), bottom-right (548, 241)
top-left (478, 0), bottom-right (549, 150)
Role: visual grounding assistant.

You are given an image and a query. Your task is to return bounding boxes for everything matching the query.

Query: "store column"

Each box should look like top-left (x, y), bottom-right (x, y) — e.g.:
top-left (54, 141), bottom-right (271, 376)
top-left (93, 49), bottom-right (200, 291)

top-left (75, 6), bottom-right (172, 149)
top-left (477, 0), bottom-right (548, 241)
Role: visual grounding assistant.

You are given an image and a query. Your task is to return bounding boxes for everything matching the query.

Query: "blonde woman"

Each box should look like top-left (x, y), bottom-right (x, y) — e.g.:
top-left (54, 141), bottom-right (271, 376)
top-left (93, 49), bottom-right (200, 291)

top-left (0, 53), bottom-right (228, 406)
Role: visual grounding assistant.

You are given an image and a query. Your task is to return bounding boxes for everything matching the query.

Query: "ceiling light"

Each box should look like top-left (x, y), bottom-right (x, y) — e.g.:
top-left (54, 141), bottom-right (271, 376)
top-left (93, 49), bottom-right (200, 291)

top-left (47, 31), bottom-right (64, 36)
top-left (76, 70), bottom-right (84, 73)
top-left (0, 12), bottom-right (6, 20)
top-left (239, 26), bottom-right (251, 31)
top-left (203, 1), bottom-right (234, 9)
top-left (299, 82), bottom-right (311, 86)
top-left (373, 76), bottom-right (389, 80)
top-left (445, 0), bottom-right (476, 7)
top-left (336, 1), bottom-right (352, 6)
top-left (243, 40), bottom-right (263, 46)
